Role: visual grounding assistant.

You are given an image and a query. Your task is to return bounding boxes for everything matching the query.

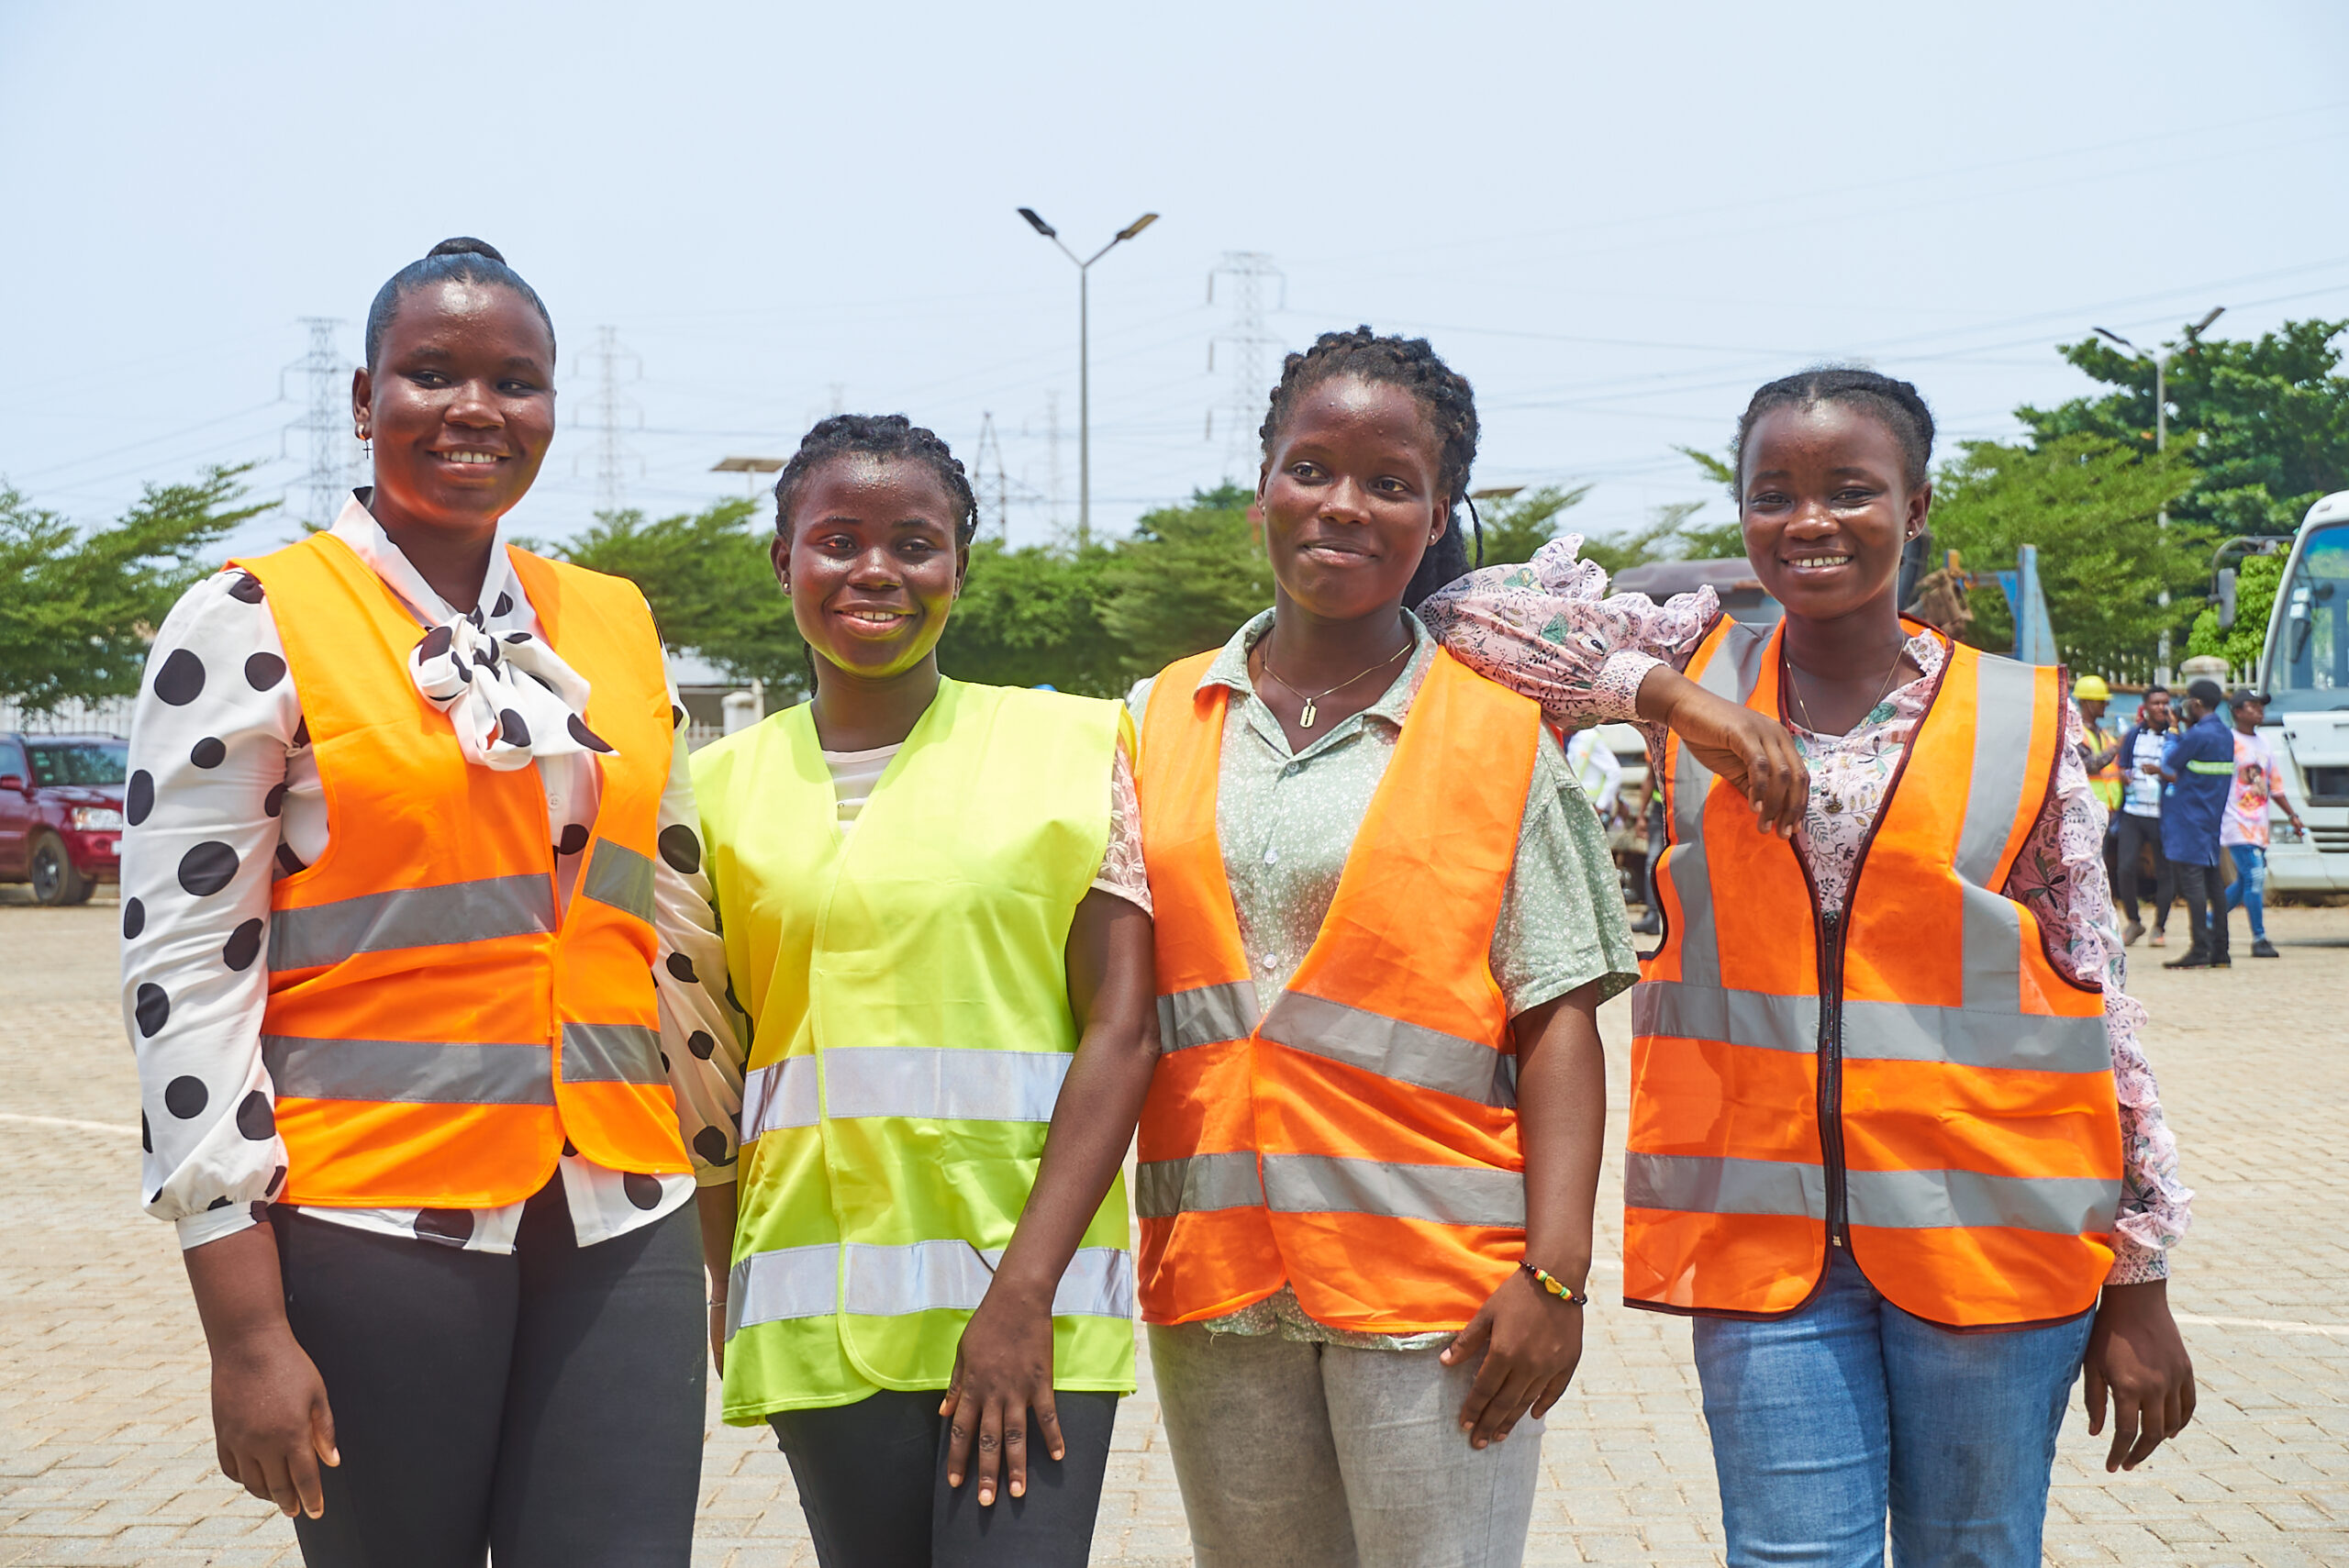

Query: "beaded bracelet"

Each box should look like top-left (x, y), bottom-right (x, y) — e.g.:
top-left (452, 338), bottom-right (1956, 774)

top-left (1519, 1261), bottom-right (1590, 1307)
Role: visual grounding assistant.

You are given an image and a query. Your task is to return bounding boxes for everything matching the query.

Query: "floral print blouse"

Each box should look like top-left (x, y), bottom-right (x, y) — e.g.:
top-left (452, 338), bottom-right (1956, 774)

top-left (1419, 537), bottom-right (2192, 1284)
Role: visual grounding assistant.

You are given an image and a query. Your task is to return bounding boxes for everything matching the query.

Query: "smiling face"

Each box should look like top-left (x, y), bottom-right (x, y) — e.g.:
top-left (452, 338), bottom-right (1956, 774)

top-left (773, 455), bottom-right (967, 683)
top-left (1257, 376), bottom-right (1446, 623)
top-left (352, 281), bottom-right (555, 532)
top-left (1738, 400), bottom-right (1930, 628)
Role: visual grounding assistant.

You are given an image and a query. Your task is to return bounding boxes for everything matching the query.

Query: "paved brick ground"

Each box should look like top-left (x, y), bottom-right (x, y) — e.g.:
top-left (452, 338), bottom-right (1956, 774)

top-left (1, 890), bottom-right (2343, 1565)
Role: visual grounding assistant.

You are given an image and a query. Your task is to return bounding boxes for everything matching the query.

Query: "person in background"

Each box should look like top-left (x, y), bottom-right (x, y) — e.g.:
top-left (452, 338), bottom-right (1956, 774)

top-left (121, 239), bottom-right (729, 1567)
top-left (2075, 675), bottom-right (2124, 812)
top-left (1424, 365), bottom-right (2195, 1568)
top-left (690, 415), bottom-right (1156, 1568)
top-left (2159, 679), bottom-right (2237, 970)
top-left (2113, 685), bottom-right (2176, 946)
top-left (1564, 726), bottom-right (1625, 817)
top-left (2219, 690), bottom-right (2301, 961)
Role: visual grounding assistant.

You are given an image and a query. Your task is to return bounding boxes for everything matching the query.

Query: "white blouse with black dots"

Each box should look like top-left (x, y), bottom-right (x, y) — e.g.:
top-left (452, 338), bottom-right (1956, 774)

top-left (120, 496), bottom-right (744, 1256)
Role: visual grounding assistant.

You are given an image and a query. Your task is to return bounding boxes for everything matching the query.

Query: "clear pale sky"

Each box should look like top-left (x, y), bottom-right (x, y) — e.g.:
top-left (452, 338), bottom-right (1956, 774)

top-left (5, 0), bottom-right (2346, 557)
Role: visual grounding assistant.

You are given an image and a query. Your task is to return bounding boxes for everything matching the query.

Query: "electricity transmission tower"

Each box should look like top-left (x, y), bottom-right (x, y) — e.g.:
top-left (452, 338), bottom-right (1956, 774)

top-left (281, 317), bottom-right (355, 529)
top-left (578, 326), bottom-right (643, 515)
top-left (1207, 252), bottom-right (1285, 478)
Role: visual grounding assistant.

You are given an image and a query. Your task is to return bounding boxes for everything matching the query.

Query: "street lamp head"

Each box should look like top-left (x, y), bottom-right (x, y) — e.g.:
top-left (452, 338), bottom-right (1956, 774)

top-left (1017, 207), bottom-right (1058, 239)
top-left (2188, 306), bottom-right (2226, 339)
top-left (1116, 212), bottom-right (1160, 242)
top-left (2092, 326), bottom-right (2140, 354)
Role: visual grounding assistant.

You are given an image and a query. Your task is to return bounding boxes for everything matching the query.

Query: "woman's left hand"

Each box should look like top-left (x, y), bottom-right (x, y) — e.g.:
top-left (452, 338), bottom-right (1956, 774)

top-left (941, 1280), bottom-right (1063, 1506)
top-left (1442, 1268), bottom-right (1585, 1450)
top-left (2084, 1279), bottom-right (2196, 1472)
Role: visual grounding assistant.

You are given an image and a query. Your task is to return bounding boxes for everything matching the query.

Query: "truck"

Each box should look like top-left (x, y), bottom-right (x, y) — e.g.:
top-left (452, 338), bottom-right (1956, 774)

top-left (2255, 489), bottom-right (2349, 894)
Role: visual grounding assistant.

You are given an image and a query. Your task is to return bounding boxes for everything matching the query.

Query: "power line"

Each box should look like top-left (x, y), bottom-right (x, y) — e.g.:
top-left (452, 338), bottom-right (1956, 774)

top-left (577, 325), bottom-right (643, 515)
top-left (280, 318), bottom-right (354, 529)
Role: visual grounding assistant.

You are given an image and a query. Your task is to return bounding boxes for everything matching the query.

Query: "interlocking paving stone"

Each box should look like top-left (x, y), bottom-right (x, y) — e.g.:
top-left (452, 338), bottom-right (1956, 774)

top-left (0, 893), bottom-right (2342, 1565)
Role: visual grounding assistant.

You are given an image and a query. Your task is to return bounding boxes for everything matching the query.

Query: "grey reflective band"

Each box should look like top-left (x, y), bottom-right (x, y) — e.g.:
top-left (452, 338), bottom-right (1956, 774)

top-left (261, 1034), bottom-right (553, 1106)
top-left (1134, 1151), bottom-right (1266, 1218)
top-left (1634, 981), bottom-right (2110, 1075)
top-left (1262, 1153), bottom-right (1526, 1229)
top-left (1624, 1151), bottom-right (1827, 1218)
top-left (741, 1056), bottom-right (818, 1141)
top-left (267, 873), bottom-right (556, 973)
top-left (1844, 1167), bottom-right (2121, 1236)
top-left (580, 840), bottom-right (656, 925)
top-left (823, 1047), bottom-right (1072, 1123)
top-left (561, 1022), bottom-right (664, 1085)
top-left (727, 1241), bottom-right (1133, 1338)
top-left (1159, 981), bottom-right (1261, 1052)
top-left (1954, 655), bottom-right (2038, 889)
top-left (1257, 992), bottom-right (1517, 1108)
top-left (2185, 759), bottom-right (2235, 774)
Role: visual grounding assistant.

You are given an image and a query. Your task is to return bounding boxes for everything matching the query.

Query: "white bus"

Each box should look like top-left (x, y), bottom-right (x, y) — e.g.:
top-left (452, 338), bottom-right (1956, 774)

top-left (2259, 489), bottom-right (2349, 893)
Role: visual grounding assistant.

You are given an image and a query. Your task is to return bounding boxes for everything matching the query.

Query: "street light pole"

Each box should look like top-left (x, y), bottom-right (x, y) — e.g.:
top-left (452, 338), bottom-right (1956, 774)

top-left (2093, 306), bottom-right (2225, 683)
top-left (1018, 206), bottom-right (1159, 550)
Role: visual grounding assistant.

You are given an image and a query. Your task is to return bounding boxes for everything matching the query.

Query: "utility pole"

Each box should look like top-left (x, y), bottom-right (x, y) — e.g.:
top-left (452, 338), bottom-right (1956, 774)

top-left (579, 325), bottom-right (642, 516)
top-left (280, 318), bottom-right (353, 530)
top-left (2094, 306), bottom-right (2225, 684)
top-left (1207, 252), bottom-right (1285, 480)
top-left (974, 412), bottom-right (1010, 543)
top-left (1016, 207), bottom-right (1159, 549)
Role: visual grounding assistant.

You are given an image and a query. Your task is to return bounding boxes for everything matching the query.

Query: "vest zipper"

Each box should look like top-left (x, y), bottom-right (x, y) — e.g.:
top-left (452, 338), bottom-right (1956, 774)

top-left (1816, 906), bottom-right (1849, 1249)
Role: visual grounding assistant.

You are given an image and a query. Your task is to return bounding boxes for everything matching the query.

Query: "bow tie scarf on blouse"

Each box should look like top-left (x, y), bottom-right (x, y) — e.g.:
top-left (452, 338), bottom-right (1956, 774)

top-left (408, 611), bottom-right (616, 769)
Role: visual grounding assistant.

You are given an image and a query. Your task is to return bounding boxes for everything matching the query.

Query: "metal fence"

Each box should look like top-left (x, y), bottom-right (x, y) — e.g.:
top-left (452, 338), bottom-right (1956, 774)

top-left (0, 698), bottom-right (134, 737)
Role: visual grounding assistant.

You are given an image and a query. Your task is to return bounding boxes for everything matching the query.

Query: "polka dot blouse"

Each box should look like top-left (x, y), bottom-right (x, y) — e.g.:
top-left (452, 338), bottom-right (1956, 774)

top-left (120, 496), bottom-right (745, 1255)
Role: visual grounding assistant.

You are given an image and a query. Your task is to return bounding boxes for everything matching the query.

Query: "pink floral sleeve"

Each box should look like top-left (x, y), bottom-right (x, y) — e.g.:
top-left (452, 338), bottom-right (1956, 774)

top-left (1419, 536), bottom-right (1720, 728)
top-left (2003, 702), bottom-right (2192, 1283)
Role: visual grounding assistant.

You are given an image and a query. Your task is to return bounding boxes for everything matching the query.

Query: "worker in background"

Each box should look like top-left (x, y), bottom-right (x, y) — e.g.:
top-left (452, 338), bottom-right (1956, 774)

top-left (1564, 727), bottom-right (1625, 819)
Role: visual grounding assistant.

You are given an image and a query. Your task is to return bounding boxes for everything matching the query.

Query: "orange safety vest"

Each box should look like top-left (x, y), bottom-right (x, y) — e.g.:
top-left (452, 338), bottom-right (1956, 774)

top-left (231, 531), bottom-right (689, 1209)
top-left (1134, 646), bottom-right (1541, 1334)
top-left (1628, 617), bottom-right (2121, 1329)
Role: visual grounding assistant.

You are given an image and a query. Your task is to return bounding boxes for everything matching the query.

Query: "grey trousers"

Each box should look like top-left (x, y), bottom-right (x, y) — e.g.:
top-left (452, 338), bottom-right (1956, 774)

top-left (1150, 1323), bottom-right (1544, 1568)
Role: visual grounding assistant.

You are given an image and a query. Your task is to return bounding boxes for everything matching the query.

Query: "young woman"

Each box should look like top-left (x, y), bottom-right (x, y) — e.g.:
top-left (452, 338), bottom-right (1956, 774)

top-left (121, 239), bottom-right (739, 1566)
top-left (689, 414), bottom-right (1158, 1568)
top-left (1129, 328), bottom-right (1639, 1568)
top-left (1422, 367), bottom-right (2198, 1568)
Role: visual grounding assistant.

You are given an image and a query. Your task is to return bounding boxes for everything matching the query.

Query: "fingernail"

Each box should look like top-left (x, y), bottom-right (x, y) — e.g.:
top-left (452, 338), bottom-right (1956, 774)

top-left (1011, 1482), bottom-right (1025, 1497)
top-left (948, 1473), bottom-right (961, 1487)
top-left (979, 1488), bottom-right (994, 1506)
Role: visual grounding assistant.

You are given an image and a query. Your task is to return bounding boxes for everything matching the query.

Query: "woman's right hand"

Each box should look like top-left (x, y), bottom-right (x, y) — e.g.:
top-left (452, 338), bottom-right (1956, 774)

top-left (209, 1326), bottom-right (339, 1518)
top-left (1636, 666), bottom-right (1809, 838)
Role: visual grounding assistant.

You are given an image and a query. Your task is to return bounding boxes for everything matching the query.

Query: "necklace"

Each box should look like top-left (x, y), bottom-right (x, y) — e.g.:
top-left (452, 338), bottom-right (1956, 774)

top-left (1784, 639), bottom-right (1908, 740)
top-left (1258, 637), bottom-right (1411, 729)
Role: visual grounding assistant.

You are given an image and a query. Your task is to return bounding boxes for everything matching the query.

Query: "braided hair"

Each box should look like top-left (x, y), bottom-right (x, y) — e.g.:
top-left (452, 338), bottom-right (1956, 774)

top-left (364, 239), bottom-right (556, 371)
top-left (772, 414), bottom-right (978, 548)
top-left (1731, 366), bottom-right (1935, 491)
top-left (1258, 326), bottom-right (1481, 609)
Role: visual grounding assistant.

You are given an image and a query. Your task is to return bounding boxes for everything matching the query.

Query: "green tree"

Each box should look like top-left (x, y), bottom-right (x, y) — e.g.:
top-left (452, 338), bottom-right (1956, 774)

top-left (1097, 485), bottom-right (1272, 678)
top-left (2017, 317), bottom-right (2349, 537)
top-left (1473, 484), bottom-right (1591, 566)
top-left (553, 499), bottom-right (809, 697)
top-left (2185, 548), bottom-right (2285, 670)
top-left (938, 540), bottom-right (1123, 695)
top-left (1927, 434), bottom-right (2202, 672)
top-left (0, 464), bottom-right (273, 713)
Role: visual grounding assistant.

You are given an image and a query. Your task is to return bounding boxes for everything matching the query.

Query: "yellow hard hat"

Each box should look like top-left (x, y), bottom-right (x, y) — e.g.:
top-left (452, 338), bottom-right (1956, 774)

top-left (2072, 674), bottom-right (2111, 702)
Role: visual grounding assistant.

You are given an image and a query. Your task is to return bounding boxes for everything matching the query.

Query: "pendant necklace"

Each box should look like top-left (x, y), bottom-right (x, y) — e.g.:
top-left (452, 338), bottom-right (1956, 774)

top-left (1785, 640), bottom-right (1908, 817)
top-left (1259, 638), bottom-right (1411, 729)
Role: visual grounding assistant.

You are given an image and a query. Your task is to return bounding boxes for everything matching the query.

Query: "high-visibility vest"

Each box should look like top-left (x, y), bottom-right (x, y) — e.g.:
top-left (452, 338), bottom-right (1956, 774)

top-left (231, 531), bottom-right (688, 1209)
top-left (1134, 647), bottom-right (1542, 1335)
top-left (694, 680), bottom-right (1137, 1421)
top-left (2087, 720), bottom-right (2124, 812)
top-left (1628, 617), bottom-right (2121, 1329)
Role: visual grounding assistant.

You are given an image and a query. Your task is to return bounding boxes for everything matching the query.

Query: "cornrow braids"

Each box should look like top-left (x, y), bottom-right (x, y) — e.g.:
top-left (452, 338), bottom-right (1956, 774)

top-left (1731, 366), bottom-right (1936, 491)
top-left (772, 414), bottom-right (979, 548)
top-left (1258, 326), bottom-right (1482, 609)
top-left (364, 238), bottom-right (556, 371)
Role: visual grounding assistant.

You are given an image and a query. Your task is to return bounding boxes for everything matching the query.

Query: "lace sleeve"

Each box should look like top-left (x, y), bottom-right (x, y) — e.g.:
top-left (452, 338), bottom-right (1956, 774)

top-left (1419, 535), bottom-right (1720, 728)
top-left (1091, 740), bottom-right (1151, 914)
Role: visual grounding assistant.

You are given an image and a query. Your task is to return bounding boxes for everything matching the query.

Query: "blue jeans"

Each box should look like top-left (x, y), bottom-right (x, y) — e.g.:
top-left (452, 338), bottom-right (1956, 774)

top-left (1692, 1251), bottom-right (2093, 1568)
top-left (2221, 843), bottom-right (2266, 940)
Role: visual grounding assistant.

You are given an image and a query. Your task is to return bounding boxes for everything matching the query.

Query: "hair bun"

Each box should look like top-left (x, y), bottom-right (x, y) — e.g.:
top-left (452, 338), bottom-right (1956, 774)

top-left (427, 236), bottom-right (506, 263)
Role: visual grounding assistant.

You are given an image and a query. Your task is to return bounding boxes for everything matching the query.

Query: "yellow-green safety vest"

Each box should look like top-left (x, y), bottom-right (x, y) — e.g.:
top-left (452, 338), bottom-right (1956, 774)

top-left (692, 678), bottom-right (1138, 1422)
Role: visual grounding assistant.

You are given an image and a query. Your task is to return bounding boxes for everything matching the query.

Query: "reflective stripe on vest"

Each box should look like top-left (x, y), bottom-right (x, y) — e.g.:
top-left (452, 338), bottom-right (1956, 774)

top-left (1157, 980), bottom-right (1262, 1053)
top-left (262, 1034), bottom-right (555, 1106)
top-left (1627, 617), bottom-right (2120, 1328)
top-left (726, 1242), bottom-right (1135, 1337)
top-left (580, 840), bottom-right (656, 923)
top-left (1259, 993), bottom-right (1520, 1108)
top-left (562, 1022), bottom-right (664, 1085)
top-left (740, 1048), bottom-right (1074, 1139)
top-left (1135, 1151), bottom-right (1526, 1229)
top-left (266, 873), bottom-right (557, 973)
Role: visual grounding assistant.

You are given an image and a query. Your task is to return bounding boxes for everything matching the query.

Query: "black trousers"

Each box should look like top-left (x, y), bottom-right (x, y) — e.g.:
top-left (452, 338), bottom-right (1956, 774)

top-left (2112, 812), bottom-right (2175, 929)
top-left (2173, 859), bottom-right (2231, 962)
top-left (271, 1183), bottom-right (705, 1568)
top-left (770, 1388), bottom-right (1119, 1568)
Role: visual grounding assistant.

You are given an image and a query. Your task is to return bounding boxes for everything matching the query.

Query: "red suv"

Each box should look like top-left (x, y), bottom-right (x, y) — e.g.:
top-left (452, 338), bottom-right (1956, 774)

top-left (0, 732), bottom-right (128, 906)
